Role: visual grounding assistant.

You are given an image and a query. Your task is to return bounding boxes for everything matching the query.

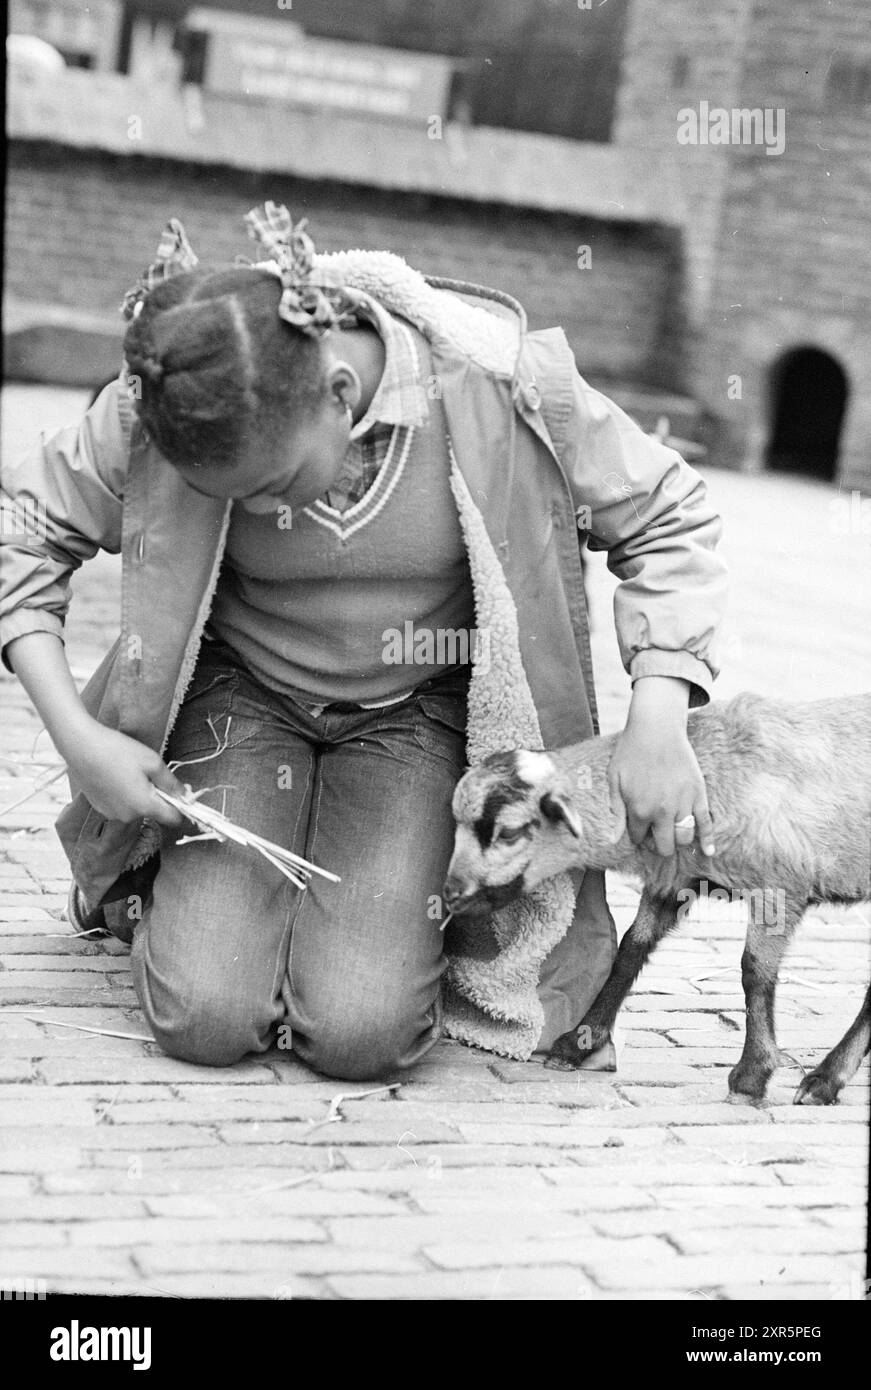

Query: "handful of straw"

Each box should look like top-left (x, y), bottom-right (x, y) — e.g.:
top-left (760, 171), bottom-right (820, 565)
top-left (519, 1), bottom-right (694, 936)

top-left (154, 787), bottom-right (340, 891)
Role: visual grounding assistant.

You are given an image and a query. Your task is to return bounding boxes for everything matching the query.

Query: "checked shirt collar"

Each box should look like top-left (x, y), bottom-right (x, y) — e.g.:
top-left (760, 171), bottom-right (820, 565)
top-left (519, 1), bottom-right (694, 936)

top-left (348, 292), bottom-right (430, 438)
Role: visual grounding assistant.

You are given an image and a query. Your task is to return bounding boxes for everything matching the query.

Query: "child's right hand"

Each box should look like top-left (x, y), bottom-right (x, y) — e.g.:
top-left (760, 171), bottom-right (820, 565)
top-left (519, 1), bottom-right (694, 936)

top-left (66, 725), bottom-right (189, 829)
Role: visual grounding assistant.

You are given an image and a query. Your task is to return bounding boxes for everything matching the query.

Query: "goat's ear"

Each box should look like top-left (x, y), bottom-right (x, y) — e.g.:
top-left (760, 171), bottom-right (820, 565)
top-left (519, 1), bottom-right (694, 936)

top-left (539, 791), bottom-right (582, 839)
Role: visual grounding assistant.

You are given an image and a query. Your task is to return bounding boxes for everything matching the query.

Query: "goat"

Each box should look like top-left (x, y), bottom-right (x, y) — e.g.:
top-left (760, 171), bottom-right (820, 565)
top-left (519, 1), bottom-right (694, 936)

top-left (444, 692), bottom-right (871, 1104)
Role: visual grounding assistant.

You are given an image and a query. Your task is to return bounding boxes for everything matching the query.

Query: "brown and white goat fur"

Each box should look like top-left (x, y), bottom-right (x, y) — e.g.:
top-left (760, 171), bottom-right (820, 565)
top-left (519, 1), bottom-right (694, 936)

top-left (445, 693), bottom-right (871, 1104)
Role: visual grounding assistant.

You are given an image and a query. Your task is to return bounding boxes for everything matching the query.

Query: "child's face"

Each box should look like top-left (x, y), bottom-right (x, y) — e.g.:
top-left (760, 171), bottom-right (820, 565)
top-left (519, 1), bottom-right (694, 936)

top-left (174, 395), bottom-right (352, 516)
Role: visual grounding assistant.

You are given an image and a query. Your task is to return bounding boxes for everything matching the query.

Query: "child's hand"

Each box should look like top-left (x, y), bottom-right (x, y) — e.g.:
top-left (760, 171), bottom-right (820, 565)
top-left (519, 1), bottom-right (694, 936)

top-left (66, 724), bottom-right (188, 829)
top-left (608, 676), bottom-right (716, 858)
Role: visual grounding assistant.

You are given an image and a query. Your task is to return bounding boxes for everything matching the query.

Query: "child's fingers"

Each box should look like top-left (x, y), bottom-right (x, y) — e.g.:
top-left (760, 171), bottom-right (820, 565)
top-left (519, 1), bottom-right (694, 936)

top-left (147, 762), bottom-right (187, 827)
top-left (693, 793), bottom-right (716, 857)
top-left (606, 766), bottom-right (628, 844)
top-left (650, 812), bottom-right (676, 858)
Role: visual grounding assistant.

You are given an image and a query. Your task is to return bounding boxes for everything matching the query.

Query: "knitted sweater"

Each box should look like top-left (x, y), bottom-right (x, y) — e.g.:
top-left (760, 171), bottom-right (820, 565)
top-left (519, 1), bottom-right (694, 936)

top-left (209, 327), bottom-right (476, 704)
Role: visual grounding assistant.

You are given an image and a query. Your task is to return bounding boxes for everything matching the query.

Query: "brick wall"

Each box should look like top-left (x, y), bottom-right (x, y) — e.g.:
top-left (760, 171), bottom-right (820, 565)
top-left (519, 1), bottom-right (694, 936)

top-left (614, 0), bottom-right (753, 327)
top-left (615, 0), bottom-right (871, 487)
top-left (5, 142), bottom-right (685, 391)
top-left (702, 0), bottom-right (871, 488)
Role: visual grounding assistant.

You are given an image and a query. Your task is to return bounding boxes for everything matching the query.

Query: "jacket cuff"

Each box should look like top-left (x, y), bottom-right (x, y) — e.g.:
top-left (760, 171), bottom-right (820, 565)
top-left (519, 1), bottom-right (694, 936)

top-left (629, 649), bottom-right (713, 707)
top-left (1, 611), bottom-right (65, 673)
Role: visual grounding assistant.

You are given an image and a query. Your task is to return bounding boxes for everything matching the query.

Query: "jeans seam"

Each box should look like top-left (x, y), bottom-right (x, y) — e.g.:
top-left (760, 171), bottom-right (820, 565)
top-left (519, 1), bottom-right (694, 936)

top-left (284, 755), bottom-right (320, 1010)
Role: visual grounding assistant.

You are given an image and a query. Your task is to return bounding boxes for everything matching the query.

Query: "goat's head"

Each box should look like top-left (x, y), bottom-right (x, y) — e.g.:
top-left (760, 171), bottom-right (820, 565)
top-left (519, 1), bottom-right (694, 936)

top-left (444, 750), bottom-right (583, 917)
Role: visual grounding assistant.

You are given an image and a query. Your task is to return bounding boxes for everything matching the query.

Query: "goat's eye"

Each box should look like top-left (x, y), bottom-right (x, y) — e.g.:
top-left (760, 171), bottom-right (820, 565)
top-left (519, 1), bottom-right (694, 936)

top-left (498, 823), bottom-right (532, 845)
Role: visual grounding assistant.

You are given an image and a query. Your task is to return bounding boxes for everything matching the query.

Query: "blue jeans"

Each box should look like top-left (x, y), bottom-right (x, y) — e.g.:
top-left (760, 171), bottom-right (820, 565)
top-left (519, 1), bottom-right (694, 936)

top-left (130, 639), bottom-right (468, 1080)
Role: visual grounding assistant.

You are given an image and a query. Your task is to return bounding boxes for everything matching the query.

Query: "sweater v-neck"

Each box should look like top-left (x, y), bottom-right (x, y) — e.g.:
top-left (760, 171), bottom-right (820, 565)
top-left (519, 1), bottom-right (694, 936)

top-left (301, 424), bottom-right (415, 543)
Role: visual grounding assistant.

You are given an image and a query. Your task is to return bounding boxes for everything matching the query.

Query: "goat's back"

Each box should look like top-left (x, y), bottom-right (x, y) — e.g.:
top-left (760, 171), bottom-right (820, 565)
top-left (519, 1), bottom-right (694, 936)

top-left (680, 692), bottom-right (871, 903)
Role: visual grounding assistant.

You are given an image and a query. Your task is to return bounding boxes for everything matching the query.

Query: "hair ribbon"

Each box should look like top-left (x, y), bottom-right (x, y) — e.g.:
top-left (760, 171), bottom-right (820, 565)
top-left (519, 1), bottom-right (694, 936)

top-left (121, 218), bottom-right (200, 321)
top-left (243, 201), bottom-right (356, 339)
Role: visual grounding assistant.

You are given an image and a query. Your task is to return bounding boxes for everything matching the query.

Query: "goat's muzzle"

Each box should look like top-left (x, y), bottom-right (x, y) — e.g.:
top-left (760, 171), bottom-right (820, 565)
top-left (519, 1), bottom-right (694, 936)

top-left (442, 873), bottom-right (526, 917)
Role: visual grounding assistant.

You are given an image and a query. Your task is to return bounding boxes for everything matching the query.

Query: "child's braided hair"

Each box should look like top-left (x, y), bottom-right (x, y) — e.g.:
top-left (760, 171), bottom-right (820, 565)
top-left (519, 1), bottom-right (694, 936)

top-left (121, 205), bottom-right (351, 471)
top-left (123, 267), bottom-right (325, 470)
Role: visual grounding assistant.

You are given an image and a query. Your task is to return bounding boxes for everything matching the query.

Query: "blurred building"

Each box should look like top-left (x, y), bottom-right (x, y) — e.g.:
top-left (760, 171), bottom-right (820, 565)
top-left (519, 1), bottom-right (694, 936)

top-left (5, 0), bottom-right (871, 487)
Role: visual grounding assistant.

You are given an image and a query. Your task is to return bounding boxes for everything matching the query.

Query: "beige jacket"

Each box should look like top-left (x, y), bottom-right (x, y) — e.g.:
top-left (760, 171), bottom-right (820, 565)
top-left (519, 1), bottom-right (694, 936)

top-left (0, 251), bottom-right (729, 1058)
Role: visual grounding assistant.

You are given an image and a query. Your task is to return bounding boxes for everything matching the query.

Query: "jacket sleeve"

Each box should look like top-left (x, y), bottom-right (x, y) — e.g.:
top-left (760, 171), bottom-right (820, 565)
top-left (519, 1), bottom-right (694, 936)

top-left (0, 378), bottom-right (132, 671)
top-left (561, 370), bottom-right (729, 705)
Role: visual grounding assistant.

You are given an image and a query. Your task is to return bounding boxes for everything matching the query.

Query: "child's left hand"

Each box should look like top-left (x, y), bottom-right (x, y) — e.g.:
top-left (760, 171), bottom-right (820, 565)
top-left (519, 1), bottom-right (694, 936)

top-left (608, 676), bottom-right (716, 859)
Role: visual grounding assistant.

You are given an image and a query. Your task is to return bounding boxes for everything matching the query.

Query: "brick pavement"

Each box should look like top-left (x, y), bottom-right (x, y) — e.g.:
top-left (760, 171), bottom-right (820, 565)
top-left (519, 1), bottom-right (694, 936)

top-left (1, 385), bottom-right (868, 1300)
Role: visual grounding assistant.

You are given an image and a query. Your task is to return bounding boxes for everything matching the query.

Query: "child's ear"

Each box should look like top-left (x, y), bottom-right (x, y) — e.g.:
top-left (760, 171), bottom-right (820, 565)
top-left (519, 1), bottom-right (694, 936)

top-left (325, 360), bottom-right (362, 411)
top-left (539, 791), bottom-right (582, 839)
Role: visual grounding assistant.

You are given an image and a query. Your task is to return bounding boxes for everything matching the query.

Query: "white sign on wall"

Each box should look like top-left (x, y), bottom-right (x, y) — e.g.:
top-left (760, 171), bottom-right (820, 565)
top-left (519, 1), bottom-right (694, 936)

top-left (199, 25), bottom-right (453, 123)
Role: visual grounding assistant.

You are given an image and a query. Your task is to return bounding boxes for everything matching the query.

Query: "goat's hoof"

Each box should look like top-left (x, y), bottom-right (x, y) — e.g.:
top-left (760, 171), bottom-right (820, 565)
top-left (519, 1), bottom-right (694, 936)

top-left (794, 1070), bottom-right (841, 1106)
top-left (727, 1065), bottom-right (770, 1105)
top-left (546, 1022), bottom-right (606, 1071)
top-left (544, 1055), bottom-right (579, 1071)
top-left (726, 1090), bottom-right (766, 1108)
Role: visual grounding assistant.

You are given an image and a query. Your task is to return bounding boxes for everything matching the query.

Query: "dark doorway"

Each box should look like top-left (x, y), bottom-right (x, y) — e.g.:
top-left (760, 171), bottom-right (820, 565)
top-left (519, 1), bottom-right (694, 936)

top-left (766, 347), bottom-right (848, 481)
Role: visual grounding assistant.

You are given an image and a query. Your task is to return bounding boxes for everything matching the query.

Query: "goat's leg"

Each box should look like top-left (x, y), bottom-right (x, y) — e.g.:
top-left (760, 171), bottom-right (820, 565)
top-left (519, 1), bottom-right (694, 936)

top-left (728, 898), bottom-right (803, 1104)
top-left (794, 985), bottom-right (871, 1106)
top-left (546, 889), bottom-right (678, 1070)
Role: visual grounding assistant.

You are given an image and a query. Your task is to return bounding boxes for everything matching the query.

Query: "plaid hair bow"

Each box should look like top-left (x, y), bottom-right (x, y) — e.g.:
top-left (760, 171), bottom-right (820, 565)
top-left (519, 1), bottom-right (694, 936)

top-left (244, 201), bottom-right (351, 338)
top-left (121, 218), bottom-right (199, 321)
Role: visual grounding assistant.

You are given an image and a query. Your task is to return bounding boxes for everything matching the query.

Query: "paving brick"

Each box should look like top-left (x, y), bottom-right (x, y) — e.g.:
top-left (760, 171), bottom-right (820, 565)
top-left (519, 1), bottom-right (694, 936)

top-left (135, 1244), bottom-right (423, 1277)
top-left (43, 1168), bottom-right (334, 1196)
top-left (423, 1233), bottom-right (673, 1271)
top-left (327, 1100), bottom-right (585, 1127)
top-left (412, 1187), bottom-right (657, 1215)
top-left (672, 1224), bottom-right (865, 1256)
top-left (317, 1166), bottom-right (552, 1192)
top-left (170, 1081), bottom-right (358, 1104)
top-left (1, 1196), bottom-right (149, 1221)
top-left (0, 1174), bottom-right (37, 1197)
top-left (325, 1212), bottom-right (597, 1250)
top-left (0, 1015), bottom-right (47, 1040)
top-left (0, 1249), bottom-right (139, 1280)
top-left (68, 1215), bottom-right (327, 1247)
top-left (542, 1164), bottom-right (780, 1187)
top-left (0, 1097), bottom-right (99, 1126)
top-left (144, 1191), bottom-right (403, 1219)
top-left (90, 1146), bottom-right (336, 1171)
top-left (0, 1222), bottom-right (69, 1247)
top-left (0, 1124), bottom-right (216, 1151)
top-left (713, 1282), bottom-right (847, 1301)
top-left (338, 1144), bottom-right (570, 1171)
top-left (38, 1058), bottom-right (275, 1085)
top-left (2, 955), bottom-right (129, 972)
top-left (7, 1036), bottom-right (158, 1060)
top-left (109, 1098), bottom-right (326, 1125)
top-left (132, 1272), bottom-right (330, 1299)
top-left (0, 1146), bottom-right (84, 1173)
top-left (488, 1061), bottom-right (619, 1088)
top-left (0, 1059), bottom-right (34, 1081)
top-left (591, 1207), bottom-right (807, 1238)
top-left (764, 1165), bottom-right (869, 1187)
top-left (454, 1122), bottom-right (685, 1147)
top-left (586, 1252), bottom-right (863, 1292)
top-left (642, 1185), bottom-right (865, 1210)
top-left (327, 1267), bottom-right (598, 1299)
top-left (216, 1119), bottom-right (463, 1147)
top-left (672, 1122), bottom-right (868, 1147)
top-left (0, 919), bottom-right (78, 937)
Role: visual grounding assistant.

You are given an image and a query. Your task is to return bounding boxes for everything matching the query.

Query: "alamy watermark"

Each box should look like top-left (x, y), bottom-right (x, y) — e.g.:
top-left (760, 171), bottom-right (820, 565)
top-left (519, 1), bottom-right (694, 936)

top-left (677, 102), bottom-right (786, 156)
top-left (2, 1276), bottom-right (47, 1300)
top-left (677, 880), bottom-right (787, 934)
top-left (382, 622), bottom-right (490, 673)
top-left (0, 497), bottom-right (48, 542)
